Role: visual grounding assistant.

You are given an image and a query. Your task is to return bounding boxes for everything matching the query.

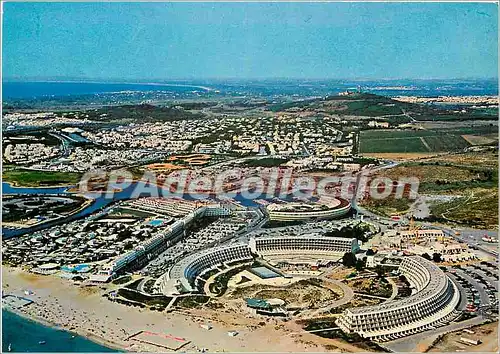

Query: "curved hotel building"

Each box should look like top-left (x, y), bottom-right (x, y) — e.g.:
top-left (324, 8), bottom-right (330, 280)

top-left (249, 235), bottom-right (358, 264)
top-left (266, 198), bottom-right (351, 221)
top-left (336, 256), bottom-right (460, 342)
top-left (158, 235), bottom-right (358, 294)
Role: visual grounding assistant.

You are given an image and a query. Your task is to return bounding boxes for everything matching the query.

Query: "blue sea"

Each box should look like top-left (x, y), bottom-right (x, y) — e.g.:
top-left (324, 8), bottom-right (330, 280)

top-left (2, 310), bottom-right (117, 352)
top-left (2, 81), bottom-right (210, 99)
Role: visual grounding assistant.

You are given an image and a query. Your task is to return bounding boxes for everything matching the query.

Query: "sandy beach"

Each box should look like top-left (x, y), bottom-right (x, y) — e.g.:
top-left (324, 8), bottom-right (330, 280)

top-left (2, 266), bottom-right (359, 352)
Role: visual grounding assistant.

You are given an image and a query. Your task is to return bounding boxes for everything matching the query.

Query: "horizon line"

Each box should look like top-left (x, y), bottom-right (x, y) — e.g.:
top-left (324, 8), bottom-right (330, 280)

top-left (3, 76), bottom-right (498, 83)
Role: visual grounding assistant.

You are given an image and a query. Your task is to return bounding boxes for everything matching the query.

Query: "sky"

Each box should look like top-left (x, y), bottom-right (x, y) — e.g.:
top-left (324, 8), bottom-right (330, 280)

top-left (3, 2), bottom-right (498, 81)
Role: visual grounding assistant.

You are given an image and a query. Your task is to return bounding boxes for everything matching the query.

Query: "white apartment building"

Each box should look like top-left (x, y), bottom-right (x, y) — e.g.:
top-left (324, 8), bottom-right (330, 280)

top-left (336, 256), bottom-right (460, 342)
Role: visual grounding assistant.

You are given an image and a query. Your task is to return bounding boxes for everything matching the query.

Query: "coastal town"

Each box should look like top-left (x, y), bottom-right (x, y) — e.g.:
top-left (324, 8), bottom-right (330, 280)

top-left (2, 2), bottom-right (499, 353)
top-left (2, 85), bottom-right (499, 353)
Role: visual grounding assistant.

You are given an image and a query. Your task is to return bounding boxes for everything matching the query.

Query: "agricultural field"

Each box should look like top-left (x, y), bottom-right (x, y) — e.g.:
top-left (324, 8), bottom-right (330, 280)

top-left (359, 126), bottom-right (497, 154)
top-left (359, 129), bottom-right (469, 153)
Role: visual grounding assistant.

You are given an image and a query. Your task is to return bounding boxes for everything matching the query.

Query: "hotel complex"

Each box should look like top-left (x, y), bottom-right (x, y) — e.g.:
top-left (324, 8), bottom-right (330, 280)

top-left (91, 202), bottom-right (233, 282)
top-left (336, 256), bottom-right (461, 342)
top-left (266, 198), bottom-right (351, 221)
top-left (157, 235), bottom-right (359, 295)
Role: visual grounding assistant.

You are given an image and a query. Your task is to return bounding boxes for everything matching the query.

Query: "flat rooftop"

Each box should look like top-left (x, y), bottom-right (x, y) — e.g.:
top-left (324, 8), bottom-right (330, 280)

top-left (2, 295), bottom-right (34, 309)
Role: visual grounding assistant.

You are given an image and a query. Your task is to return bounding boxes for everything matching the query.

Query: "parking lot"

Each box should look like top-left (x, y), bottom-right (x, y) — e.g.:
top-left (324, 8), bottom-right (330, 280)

top-left (447, 262), bottom-right (498, 317)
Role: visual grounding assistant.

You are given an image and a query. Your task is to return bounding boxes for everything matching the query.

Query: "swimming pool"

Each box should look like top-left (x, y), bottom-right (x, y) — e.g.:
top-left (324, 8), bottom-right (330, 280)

top-left (148, 219), bottom-right (164, 227)
top-left (61, 264), bottom-right (91, 273)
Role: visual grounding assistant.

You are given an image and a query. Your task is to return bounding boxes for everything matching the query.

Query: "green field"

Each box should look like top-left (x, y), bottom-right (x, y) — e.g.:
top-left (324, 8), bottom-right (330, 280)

top-left (358, 127), bottom-right (497, 153)
top-left (344, 100), bottom-right (403, 116)
top-left (3, 170), bottom-right (82, 187)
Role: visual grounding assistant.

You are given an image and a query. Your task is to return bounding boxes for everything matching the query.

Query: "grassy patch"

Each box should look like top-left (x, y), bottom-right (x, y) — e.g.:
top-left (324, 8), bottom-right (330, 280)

top-left (344, 100), bottom-right (403, 116)
top-left (429, 188), bottom-right (498, 229)
top-left (373, 162), bottom-right (497, 194)
top-left (360, 196), bottom-right (412, 217)
top-left (3, 170), bottom-right (82, 187)
top-left (300, 320), bottom-right (391, 352)
top-left (345, 278), bottom-right (392, 298)
top-left (174, 295), bottom-right (210, 308)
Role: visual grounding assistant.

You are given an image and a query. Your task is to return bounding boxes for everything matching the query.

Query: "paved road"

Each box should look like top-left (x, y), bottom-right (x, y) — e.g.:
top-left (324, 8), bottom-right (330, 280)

top-left (383, 316), bottom-right (488, 352)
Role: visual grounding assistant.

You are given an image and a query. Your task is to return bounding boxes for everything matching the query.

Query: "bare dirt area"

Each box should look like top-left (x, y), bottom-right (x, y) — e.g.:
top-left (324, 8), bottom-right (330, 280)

top-left (427, 321), bottom-right (498, 353)
top-left (325, 268), bottom-right (353, 280)
top-left (461, 134), bottom-right (497, 146)
top-left (227, 279), bottom-right (342, 309)
top-left (419, 150), bottom-right (498, 168)
top-left (375, 164), bottom-right (479, 184)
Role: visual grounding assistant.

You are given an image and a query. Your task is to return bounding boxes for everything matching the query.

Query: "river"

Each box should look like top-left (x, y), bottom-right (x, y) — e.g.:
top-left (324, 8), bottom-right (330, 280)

top-left (2, 182), bottom-right (263, 238)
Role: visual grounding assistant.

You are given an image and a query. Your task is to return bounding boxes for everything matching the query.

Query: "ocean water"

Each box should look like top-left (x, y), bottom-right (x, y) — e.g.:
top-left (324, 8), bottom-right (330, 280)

top-left (2, 310), bottom-right (117, 352)
top-left (3, 79), bottom-right (498, 101)
top-left (2, 81), bottom-right (209, 99)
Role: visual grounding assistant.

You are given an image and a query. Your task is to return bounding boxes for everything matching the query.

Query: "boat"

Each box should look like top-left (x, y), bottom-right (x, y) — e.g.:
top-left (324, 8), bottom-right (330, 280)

top-left (39, 341), bottom-right (46, 345)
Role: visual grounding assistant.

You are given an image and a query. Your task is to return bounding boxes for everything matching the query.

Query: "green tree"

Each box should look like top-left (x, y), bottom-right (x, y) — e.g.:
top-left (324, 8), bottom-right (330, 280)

top-left (422, 253), bottom-right (432, 261)
top-left (374, 265), bottom-right (385, 279)
top-left (342, 252), bottom-right (357, 268)
top-left (355, 259), bottom-right (365, 271)
top-left (432, 253), bottom-right (443, 263)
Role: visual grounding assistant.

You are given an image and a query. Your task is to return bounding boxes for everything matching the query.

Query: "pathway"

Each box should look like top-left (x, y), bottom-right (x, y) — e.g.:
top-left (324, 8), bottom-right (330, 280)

top-left (419, 137), bottom-right (432, 152)
top-left (387, 277), bottom-right (398, 301)
top-left (299, 275), bottom-right (355, 319)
